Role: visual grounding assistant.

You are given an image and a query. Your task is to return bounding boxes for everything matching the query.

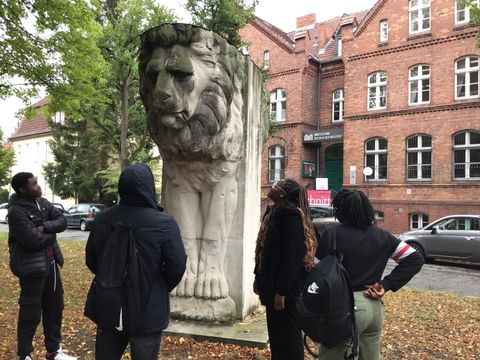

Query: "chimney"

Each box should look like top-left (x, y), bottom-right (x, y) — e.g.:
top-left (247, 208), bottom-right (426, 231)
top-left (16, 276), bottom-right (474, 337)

top-left (296, 14), bottom-right (316, 30)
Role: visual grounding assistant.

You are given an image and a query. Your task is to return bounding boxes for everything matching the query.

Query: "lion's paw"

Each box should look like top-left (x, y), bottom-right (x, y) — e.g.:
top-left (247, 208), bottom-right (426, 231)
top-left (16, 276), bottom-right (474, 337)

top-left (195, 270), bottom-right (229, 299)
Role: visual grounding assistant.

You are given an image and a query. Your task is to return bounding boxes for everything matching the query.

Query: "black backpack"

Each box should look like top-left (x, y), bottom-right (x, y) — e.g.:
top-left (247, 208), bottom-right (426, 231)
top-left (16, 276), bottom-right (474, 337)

top-left (296, 228), bottom-right (358, 359)
top-left (84, 207), bottom-right (158, 335)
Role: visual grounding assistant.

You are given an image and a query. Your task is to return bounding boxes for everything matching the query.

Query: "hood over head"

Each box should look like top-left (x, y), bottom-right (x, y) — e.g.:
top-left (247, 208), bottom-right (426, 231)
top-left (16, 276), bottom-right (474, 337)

top-left (118, 164), bottom-right (158, 209)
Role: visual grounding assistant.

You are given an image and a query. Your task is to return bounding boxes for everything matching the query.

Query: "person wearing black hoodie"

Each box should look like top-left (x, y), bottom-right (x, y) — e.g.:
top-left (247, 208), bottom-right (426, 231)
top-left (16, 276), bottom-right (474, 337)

top-left (85, 163), bottom-right (186, 360)
top-left (254, 179), bottom-right (318, 360)
top-left (8, 172), bottom-right (76, 360)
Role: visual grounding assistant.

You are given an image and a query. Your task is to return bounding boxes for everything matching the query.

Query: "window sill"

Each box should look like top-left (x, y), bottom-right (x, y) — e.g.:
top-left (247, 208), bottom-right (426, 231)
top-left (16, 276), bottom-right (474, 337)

top-left (363, 180), bottom-right (388, 184)
top-left (408, 102), bottom-right (431, 107)
top-left (453, 23), bottom-right (474, 31)
top-left (367, 107), bottom-right (387, 111)
top-left (406, 179), bottom-right (432, 183)
top-left (378, 41), bottom-right (389, 47)
top-left (332, 120), bottom-right (344, 124)
top-left (455, 96), bottom-right (480, 101)
top-left (407, 32), bottom-right (432, 41)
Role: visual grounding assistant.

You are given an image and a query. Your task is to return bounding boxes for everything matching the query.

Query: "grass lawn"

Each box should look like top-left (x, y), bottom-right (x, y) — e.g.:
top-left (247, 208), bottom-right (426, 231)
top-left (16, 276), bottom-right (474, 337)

top-left (0, 234), bottom-right (479, 359)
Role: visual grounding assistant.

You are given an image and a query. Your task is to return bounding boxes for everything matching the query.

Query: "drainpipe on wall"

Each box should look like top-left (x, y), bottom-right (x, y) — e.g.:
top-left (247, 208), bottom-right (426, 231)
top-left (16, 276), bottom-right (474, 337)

top-left (316, 61), bottom-right (321, 185)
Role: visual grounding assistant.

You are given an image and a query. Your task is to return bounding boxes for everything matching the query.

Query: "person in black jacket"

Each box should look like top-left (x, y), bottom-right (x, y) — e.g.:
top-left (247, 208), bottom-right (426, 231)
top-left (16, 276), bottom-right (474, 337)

top-left (254, 179), bottom-right (317, 360)
top-left (316, 189), bottom-right (424, 360)
top-left (85, 163), bottom-right (187, 360)
top-left (8, 172), bottom-right (76, 360)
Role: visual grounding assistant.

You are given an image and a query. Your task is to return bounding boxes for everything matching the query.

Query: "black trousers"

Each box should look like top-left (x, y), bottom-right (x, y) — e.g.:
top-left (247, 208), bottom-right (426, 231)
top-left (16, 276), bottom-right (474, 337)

top-left (17, 262), bottom-right (64, 357)
top-left (95, 329), bottom-right (162, 360)
top-left (266, 302), bottom-right (304, 360)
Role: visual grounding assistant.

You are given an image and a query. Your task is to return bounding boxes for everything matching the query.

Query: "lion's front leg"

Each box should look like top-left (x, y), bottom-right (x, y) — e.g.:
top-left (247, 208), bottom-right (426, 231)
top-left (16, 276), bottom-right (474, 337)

top-left (164, 179), bottom-right (202, 297)
top-left (195, 176), bottom-right (237, 299)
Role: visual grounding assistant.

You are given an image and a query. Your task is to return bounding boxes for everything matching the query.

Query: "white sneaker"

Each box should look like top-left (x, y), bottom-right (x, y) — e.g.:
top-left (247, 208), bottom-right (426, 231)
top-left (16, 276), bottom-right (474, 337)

top-left (44, 347), bottom-right (77, 360)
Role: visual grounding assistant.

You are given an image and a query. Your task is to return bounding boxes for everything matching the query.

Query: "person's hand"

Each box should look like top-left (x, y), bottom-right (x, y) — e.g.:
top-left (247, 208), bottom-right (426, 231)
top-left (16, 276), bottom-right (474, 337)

top-left (364, 283), bottom-right (385, 299)
top-left (35, 225), bottom-right (45, 234)
top-left (273, 293), bottom-right (285, 311)
top-left (253, 280), bottom-right (259, 295)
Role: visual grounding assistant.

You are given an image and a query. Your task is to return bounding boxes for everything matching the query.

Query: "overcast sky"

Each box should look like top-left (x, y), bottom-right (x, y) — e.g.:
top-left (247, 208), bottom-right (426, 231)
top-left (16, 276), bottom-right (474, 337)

top-left (0, 0), bottom-right (377, 139)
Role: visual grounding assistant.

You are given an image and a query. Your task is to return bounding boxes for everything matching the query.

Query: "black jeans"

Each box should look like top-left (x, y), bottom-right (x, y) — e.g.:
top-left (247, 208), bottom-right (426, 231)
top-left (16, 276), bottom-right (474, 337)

top-left (266, 301), bottom-right (304, 360)
top-left (17, 262), bottom-right (64, 357)
top-left (95, 329), bottom-right (162, 360)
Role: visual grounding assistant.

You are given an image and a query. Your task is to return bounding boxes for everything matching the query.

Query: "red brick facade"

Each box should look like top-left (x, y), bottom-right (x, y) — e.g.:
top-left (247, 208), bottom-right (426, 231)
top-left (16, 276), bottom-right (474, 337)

top-left (240, 0), bottom-right (480, 233)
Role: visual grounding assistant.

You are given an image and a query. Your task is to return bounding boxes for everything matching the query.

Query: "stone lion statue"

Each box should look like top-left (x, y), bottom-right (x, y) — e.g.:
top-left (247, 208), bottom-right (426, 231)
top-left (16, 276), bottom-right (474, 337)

top-left (139, 24), bottom-right (245, 301)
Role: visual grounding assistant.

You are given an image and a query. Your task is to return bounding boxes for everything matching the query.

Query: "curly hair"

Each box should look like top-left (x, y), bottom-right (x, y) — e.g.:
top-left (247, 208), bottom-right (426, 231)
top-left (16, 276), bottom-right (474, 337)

top-left (255, 179), bottom-right (317, 272)
top-left (332, 189), bottom-right (374, 230)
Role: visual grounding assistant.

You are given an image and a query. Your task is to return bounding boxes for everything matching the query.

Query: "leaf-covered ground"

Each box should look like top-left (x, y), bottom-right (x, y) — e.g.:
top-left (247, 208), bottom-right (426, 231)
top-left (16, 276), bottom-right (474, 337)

top-left (0, 236), bottom-right (479, 359)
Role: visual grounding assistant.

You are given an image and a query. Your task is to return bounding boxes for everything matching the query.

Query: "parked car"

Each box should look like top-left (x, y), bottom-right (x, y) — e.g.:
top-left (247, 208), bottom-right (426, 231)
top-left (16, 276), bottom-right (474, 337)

top-left (398, 214), bottom-right (480, 263)
top-left (0, 203), bottom-right (8, 223)
top-left (310, 206), bottom-right (336, 224)
top-left (52, 202), bottom-right (66, 213)
top-left (64, 203), bottom-right (106, 231)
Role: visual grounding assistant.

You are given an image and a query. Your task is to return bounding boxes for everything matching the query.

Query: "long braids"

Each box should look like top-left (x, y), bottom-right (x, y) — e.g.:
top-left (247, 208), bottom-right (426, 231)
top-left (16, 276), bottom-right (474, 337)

top-left (255, 180), bottom-right (318, 271)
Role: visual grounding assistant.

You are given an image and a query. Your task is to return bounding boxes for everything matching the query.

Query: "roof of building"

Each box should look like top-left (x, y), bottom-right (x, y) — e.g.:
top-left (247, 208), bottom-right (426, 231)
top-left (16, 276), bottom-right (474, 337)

top-left (250, 9), bottom-right (370, 63)
top-left (9, 97), bottom-right (51, 141)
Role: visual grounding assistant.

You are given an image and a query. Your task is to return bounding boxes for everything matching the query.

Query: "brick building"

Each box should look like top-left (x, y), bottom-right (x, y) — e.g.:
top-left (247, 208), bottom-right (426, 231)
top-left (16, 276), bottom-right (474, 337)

top-left (241, 0), bottom-right (480, 233)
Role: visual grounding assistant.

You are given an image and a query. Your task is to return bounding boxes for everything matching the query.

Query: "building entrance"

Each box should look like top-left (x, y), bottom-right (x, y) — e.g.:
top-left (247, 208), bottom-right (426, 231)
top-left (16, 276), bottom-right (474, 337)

top-left (325, 144), bottom-right (343, 194)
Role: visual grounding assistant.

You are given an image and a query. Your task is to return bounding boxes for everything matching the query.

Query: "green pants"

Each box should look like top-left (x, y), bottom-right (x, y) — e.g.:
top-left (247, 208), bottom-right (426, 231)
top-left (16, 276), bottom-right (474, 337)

top-left (319, 291), bottom-right (384, 360)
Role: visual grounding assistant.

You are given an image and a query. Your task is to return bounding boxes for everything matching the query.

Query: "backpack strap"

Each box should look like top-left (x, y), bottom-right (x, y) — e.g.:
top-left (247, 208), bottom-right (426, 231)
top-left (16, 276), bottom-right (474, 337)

top-left (332, 227), bottom-right (358, 360)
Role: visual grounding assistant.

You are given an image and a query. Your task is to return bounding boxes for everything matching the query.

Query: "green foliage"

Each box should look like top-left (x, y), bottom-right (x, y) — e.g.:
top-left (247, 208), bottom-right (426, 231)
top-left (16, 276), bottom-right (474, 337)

top-left (0, 189), bottom-right (9, 203)
top-left (0, 0), bottom-right (105, 105)
top-left (0, 130), bottom-right (15, 187)
top-left (185, 0), bottom-right (257, 47)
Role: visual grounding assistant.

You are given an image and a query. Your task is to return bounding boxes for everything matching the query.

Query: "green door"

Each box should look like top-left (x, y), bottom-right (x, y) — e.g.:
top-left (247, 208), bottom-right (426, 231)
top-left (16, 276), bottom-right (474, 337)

top-left (325, 144), bottom-right (343, 194)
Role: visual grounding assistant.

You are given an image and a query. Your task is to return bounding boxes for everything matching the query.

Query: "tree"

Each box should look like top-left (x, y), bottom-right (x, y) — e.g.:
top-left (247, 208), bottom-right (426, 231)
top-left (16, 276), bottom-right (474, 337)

top-left (185, 0), bottom-right (257, 47)
top-left (0, 130), bottom-right (15, 186)
top-left (0, 0), bottom-right (105, 107)
top-left (467, 1), bottom-right (480, 46)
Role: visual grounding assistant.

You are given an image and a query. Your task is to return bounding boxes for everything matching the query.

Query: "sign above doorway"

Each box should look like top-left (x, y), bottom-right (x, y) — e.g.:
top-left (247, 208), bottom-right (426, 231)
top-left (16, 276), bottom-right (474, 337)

top-left (302, 128), bottom-right (344, 144)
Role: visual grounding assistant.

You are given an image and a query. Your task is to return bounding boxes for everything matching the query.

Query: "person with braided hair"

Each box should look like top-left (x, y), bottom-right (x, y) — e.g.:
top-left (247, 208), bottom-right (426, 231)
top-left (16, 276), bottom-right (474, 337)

top-left (254, 179), bottom-right (317, 360)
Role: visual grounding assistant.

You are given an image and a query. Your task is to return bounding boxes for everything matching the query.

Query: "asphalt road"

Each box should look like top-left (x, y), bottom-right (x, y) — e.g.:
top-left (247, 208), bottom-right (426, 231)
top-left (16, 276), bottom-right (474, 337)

top-left (1, 224), bottom-right (479, 297)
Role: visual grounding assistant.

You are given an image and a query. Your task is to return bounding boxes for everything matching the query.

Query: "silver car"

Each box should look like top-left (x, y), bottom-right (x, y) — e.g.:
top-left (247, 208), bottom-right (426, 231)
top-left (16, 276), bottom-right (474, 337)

top-left (398, 215), bottom-right (480, 263)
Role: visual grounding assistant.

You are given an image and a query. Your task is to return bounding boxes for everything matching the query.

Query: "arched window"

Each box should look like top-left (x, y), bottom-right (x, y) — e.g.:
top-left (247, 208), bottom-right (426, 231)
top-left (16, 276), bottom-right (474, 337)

top-left (455, 0), bottom-right (479, 25)
top-left (368, 72), bottom-right (387, 110)
top-left (365, 138), bottom-right (388, 180)
top-left (332, 89), bottom-right (344, 122)
top-left (453, 131), bottom-right (480, 179)
top-left (410, 213), bottom-right (429, 229)
top-left (270, 89), bottom-right (286, 121)
top-left (409, 0), bottom-right (430, 34)
top-left (268, 146), bottom-right (285, 182)
top-left (409, 64), bottom-right (430, 105)
top-left (406, 134), bottom-right (432, 180)
top-left (455, 56), bottom-right (479, 99)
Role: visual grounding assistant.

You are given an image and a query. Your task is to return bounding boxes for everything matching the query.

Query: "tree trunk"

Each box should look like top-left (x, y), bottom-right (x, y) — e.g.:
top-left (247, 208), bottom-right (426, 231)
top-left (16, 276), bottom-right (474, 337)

top-left (120, 75), bottom-right (130, 171)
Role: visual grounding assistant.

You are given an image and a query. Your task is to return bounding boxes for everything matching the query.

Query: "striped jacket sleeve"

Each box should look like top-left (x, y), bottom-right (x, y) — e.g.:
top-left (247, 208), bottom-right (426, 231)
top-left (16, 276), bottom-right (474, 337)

top-left (379, 236), bottom-right (425, 292)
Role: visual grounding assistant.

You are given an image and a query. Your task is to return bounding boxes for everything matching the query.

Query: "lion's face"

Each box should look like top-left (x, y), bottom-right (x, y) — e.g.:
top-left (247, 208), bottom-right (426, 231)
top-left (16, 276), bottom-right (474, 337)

top-left (139, 28), bottom-right (243, 161)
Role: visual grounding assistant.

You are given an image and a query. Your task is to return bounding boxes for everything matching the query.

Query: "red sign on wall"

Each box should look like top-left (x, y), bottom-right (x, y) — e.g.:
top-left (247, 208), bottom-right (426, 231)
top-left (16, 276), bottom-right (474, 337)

top-left (307, 190), bottom-right (331, 207)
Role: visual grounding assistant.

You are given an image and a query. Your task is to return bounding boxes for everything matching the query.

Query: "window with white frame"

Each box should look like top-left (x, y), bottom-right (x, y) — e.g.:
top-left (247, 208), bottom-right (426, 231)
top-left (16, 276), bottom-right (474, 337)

top-left (374, 210), bottom-right (384, 221)
top-left (368, 72), bottom-right (387, 110)
top-left (268, 146), bottom-right (285, 182)
top-left (409, 64), bottom-right (430, 105)
top-left (455, 56), bottom-right (479, 99)
top-left (410, 213), bottom-right (429, 229)
top-left (263, 50), bottom-right (270, 69)
top-left (407, 134), bottom-right (432, 180)
top-left (332, 89), bottom-right (344, 122)
top-left (453, 131), bottom-right (480, 179)
top-left (380, 20), bottom-right (388, 42)
top-left (365, 138), bottom-right (388, 180)
top-left (409, 0), bottom-right (431, 34)
top-left (455, 0), bottom-right (479, 25)
top-left (53, 111), bottom-right (65, 124)
top-left (270, 89), bottom-right (286, 122)
top-left (337, 38), bottom-right (342, 56)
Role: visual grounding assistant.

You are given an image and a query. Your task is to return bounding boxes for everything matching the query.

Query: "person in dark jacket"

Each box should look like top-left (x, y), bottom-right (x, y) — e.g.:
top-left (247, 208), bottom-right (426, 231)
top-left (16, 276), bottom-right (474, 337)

top-left (8, 172), bottom-right (76, 360)
top-left (85, 163), bottom-right (187, 360)
top-left (254, 179), bottom-right (317, 360)
top-left (316, 189), bottom-right (424, 360)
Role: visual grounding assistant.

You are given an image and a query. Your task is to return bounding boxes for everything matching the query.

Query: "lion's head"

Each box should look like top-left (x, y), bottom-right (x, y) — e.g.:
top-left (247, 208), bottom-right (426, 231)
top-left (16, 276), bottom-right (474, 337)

top-left (139, 24), bottom-right (245, 162)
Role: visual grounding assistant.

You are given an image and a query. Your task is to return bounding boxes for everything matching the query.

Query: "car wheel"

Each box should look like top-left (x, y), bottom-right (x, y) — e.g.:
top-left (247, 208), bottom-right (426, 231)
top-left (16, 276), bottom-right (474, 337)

top-left (80, 220), bottom-right (87, 231)
top-left (409, 242), bottom-right (425, 260)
